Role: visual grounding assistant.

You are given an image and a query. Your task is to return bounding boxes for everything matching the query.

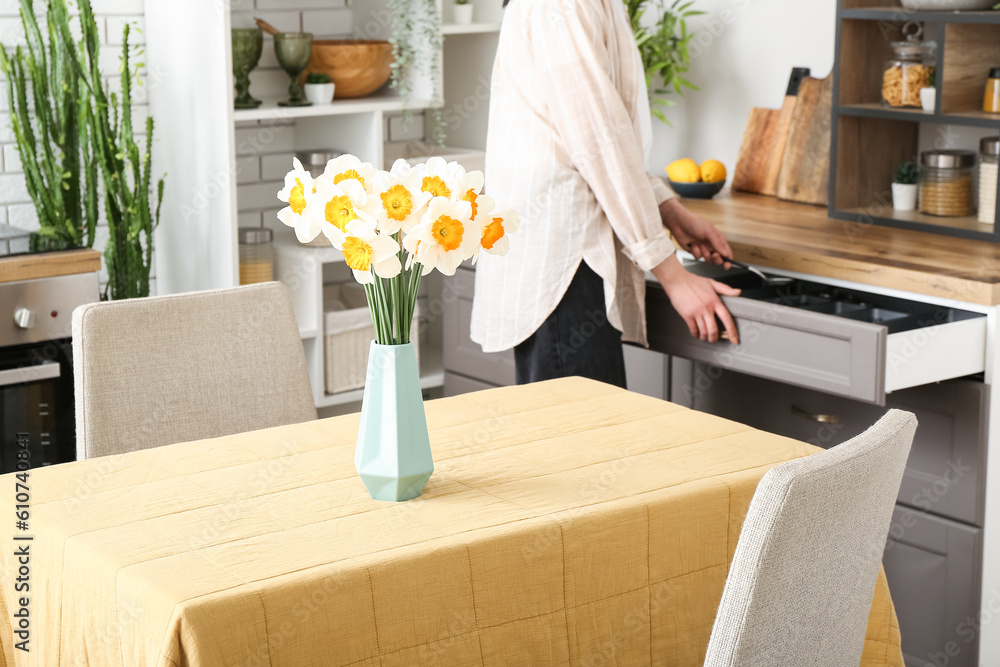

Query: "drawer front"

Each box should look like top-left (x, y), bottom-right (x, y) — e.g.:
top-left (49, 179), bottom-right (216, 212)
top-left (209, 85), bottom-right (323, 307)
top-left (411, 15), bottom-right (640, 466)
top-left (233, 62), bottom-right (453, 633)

top-left (883, 507), bottom-right (981, 667)
top-left (687, 366), bottom-right (987, 526)
top-left (443, 269), bottom-right (516, 387)
top-left (647, 286), bottom-right (887, 403)
top-left (444, 372), bottom-right (499, 397)
top-left (648, 280), bottom-right (986, 406)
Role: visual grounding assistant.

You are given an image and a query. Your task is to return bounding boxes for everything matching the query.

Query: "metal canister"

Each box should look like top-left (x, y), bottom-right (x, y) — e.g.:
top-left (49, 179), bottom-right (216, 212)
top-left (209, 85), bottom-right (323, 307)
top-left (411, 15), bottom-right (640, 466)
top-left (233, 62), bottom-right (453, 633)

top-left (919, 149), bottom-right (976, 217)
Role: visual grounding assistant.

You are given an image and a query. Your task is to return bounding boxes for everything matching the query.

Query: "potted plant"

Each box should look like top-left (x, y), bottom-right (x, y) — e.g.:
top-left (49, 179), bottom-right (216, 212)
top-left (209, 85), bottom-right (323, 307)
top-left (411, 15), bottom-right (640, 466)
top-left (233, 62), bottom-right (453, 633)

top-left (626, 0), bottom-right (703, 125)
top-left (304, 72), bottom-right (335, 105)
top-left (892, 161), bottom-right (919, 211)
top-left (453, 0), bottom-right (474, 24)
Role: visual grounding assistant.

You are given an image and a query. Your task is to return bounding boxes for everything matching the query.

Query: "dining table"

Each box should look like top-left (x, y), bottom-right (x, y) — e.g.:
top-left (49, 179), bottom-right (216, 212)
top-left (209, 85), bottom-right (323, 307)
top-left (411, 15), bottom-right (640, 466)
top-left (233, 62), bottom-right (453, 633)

top-left (0, 377), bottom-right (904, 666)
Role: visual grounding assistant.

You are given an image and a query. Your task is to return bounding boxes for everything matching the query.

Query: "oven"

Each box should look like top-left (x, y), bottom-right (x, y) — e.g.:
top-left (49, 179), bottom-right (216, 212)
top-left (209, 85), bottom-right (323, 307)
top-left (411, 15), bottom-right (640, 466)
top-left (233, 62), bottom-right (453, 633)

top-left (1, 271), bottom-right (99, 473)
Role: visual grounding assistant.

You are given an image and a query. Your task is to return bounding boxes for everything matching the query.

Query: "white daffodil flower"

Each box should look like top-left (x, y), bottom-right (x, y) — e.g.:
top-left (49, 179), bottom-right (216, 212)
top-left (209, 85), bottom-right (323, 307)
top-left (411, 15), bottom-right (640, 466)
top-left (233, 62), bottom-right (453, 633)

top-left (454, 168), bottom-right (485, 222)
top-left (276, 158), bottom-right (316, 242)
top-left (477, 204), bottom-right (520, 259)
top-left (417, 156), bottom-right (466, 201)
top-left (403, 196), bottom-right (477, 276)
top-left (311, 175), bottom-right (377, 249)
top-left (323, 154), bottom-right (377, 195)
top-left (365, 161), bottom-right (432, 236)
top-left (341, 219), bottom-right (402, 284)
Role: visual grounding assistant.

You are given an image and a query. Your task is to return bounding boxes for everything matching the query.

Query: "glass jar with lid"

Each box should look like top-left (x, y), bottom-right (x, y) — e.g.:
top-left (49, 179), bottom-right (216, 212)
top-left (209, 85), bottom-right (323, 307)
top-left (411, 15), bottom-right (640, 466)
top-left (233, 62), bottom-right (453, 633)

top-left (238, 227), bottom-right (274, 285)
top-left (920, 150), bottom-right (976, 218)
top-left (882, 24), bottom-right (935, 109)
top-left (979, 138), bottom-right (999, 225)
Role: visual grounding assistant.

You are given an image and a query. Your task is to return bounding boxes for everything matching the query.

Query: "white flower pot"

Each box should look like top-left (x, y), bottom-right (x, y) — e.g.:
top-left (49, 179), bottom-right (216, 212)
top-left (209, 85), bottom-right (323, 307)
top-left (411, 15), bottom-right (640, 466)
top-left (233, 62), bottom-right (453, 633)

top-left (920, 86), bottom-right (936, 112)
top-left (452, 3), bottom-right (474, 24)
top-left (892, 182), bottom-right (918, 211)
top-left (304, 82), bottom-right (335, 105)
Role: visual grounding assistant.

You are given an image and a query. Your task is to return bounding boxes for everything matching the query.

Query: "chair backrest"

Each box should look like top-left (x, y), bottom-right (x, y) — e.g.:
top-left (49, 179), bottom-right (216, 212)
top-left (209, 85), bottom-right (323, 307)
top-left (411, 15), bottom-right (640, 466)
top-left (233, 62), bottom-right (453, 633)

top-left (704, 409), bottom-right (917, 667)
top-left (73, 282), bottom-right (317, 459)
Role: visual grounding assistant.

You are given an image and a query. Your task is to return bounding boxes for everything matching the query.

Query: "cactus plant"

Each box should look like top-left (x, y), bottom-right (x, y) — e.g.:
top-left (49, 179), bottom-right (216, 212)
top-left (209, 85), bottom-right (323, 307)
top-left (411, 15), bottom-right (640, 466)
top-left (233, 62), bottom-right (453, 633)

top-left (0, 0), bottom-right (98, 252)
top-left (1, 0), bottom-right (164, 300)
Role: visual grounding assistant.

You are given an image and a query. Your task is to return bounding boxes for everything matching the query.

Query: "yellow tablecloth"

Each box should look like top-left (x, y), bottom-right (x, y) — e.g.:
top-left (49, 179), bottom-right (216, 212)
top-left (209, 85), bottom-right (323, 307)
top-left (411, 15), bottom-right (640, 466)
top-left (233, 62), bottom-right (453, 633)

top-left (0, 377), bottom-right (903, 666)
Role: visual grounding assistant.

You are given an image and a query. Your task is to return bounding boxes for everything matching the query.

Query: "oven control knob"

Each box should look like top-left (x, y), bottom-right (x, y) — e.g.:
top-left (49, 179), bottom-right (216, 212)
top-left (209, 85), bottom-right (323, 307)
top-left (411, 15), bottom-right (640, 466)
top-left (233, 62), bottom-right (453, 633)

top-left (13, 308), bottom-right (36, 329)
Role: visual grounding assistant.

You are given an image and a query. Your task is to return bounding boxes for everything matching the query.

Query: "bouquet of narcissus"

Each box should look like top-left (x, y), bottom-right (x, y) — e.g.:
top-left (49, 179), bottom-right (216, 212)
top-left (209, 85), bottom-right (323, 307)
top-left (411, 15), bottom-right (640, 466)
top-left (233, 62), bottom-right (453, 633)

top-left (278, 155), bottom-right (519, 345)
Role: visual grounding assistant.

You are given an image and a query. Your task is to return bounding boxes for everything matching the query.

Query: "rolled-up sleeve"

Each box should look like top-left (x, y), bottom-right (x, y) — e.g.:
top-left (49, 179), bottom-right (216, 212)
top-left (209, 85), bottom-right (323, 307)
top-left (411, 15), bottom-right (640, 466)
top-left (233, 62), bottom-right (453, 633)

top-left (534, 1), bottom-right (675, 272)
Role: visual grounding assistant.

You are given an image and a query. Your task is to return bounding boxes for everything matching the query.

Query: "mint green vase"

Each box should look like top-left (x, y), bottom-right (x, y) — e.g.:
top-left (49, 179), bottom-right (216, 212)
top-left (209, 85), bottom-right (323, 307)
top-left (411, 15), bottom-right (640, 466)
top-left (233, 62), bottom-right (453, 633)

top-left (355, 341), bottom-right (434, 501)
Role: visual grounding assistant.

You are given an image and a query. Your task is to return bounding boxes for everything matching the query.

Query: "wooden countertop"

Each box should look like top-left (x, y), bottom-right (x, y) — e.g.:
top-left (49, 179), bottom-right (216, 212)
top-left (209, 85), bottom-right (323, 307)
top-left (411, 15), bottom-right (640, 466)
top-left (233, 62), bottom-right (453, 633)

top-left (682, 192), bottom-right (1000, 306)
top-left (0, 248), bottom-right (102, 284)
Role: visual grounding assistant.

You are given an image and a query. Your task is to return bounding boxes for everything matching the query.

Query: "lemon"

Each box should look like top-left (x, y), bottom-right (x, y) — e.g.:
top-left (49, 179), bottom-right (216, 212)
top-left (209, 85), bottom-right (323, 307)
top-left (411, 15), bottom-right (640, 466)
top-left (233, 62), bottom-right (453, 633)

top-left (700, 159), bottom-right (727, 183)
top-left (666, 158), bottom-right (701, 183)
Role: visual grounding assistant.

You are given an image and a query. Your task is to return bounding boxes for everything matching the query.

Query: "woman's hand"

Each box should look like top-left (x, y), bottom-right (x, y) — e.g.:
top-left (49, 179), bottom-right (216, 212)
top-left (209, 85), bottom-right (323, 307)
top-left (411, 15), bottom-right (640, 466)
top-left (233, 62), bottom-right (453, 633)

top-left (659, 198), bottom-right (733, 267)
top-left (652, 254), bottom-right (741, 344)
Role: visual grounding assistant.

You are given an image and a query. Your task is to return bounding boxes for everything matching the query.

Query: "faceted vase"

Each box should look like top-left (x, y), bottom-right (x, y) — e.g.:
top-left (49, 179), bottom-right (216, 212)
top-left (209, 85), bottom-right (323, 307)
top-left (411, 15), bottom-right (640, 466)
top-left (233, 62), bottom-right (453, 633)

top-left (355, 341), bottom-right (434, 501)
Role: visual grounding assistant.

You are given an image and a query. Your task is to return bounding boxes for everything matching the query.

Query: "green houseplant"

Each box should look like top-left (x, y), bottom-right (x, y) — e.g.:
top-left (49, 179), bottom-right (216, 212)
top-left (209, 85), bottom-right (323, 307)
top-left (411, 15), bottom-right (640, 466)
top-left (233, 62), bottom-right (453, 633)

top-left (386, 0), bottom-right (445, 145)
top-left (1, 0), bottom-right (163, 300)
top-left (304, 71), bottom-right (335, 105)
top-left (625, 0), bottom-right (703, 125)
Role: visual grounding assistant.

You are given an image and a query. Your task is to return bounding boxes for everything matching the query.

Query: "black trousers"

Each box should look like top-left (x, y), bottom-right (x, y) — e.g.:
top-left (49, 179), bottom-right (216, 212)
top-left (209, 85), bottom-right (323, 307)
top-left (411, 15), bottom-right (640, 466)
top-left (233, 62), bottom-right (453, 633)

top-left (514, 262), bottom-right (627, 388)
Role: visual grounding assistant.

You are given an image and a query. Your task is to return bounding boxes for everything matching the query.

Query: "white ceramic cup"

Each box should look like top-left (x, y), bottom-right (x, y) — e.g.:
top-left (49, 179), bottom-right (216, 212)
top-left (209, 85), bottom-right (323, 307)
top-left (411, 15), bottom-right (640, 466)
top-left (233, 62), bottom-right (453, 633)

top-left (920, 86), bottom-right (936, 113)
top-left (304, 82), bottom-right (335, 105)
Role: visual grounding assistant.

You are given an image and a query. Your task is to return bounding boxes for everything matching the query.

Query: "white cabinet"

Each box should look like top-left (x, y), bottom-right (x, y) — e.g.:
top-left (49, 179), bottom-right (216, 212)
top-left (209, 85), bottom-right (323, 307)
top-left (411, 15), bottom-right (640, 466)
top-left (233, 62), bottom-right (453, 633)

top-left (145, 0), bottom-right (500, 408)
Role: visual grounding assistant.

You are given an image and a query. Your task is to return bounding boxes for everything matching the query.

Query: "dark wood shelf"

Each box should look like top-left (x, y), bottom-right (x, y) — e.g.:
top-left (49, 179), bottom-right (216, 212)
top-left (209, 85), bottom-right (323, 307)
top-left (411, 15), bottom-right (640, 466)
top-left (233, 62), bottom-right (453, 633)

top-left (837, 103), bottom-right (1000, 128)
top-left (841, 7), bottom-right (1000, 24)
top-left (832, 207), bottom-right (996, 241)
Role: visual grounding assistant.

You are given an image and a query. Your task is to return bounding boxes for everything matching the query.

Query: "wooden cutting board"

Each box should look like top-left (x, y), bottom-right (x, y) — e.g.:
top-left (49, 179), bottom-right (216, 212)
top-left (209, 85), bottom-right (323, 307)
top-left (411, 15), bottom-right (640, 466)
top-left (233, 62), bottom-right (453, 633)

top-left (776, 72), bottom-right (834, 206)
top-left (732, 68), bottom-right (810, 196)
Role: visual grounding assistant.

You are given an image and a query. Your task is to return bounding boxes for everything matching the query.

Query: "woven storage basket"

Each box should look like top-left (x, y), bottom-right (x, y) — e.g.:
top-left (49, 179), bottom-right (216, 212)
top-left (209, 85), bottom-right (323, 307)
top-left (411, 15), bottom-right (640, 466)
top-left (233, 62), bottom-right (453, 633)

top-left (324, 284), bottom-right (420, 395)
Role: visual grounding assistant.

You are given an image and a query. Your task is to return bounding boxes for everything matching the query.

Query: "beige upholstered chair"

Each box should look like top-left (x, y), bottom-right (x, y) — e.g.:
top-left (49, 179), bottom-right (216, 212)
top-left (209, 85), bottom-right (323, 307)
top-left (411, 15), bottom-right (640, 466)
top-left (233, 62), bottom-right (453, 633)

top-left (704, 409), bottom-right (917, 667)
top-left (73, 282), bottom-right (317, 459)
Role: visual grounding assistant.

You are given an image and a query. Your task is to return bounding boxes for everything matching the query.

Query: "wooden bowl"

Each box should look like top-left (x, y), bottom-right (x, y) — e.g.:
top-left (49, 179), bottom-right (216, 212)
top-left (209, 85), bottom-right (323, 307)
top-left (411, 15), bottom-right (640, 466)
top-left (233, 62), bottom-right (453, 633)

top-left (300, 40), bottom-right (394, 99)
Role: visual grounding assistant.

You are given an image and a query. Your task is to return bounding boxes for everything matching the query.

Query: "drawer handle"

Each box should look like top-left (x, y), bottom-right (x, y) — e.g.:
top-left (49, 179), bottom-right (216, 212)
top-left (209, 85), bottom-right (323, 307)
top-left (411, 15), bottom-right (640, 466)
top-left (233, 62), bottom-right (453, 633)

top-left (791, 405), bottom-right (840, 424)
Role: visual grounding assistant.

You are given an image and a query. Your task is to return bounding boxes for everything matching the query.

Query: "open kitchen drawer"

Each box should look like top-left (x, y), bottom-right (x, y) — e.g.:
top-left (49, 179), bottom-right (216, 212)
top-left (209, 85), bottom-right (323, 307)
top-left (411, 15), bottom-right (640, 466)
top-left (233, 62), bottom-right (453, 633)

top-left (647, 266), bottom-right (987, 405)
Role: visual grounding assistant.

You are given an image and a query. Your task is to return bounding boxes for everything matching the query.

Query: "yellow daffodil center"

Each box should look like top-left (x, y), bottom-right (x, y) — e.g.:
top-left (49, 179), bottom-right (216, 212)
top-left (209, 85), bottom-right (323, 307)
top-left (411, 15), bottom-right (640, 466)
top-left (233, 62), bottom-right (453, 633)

top-left (432, 215), bottom-right (464, 251)
top-left (342, 237), bottom-right (373, 272)
top-left (481, 217), bottom-right (505, 250)
top-left (422, 175), bottom-right (451, 199)
top-left (381, 185), bottom-right (413, 221)
top-left (333, 170), bottom-right (366, 189)
top-left (325, 195), bottom-right (357, 232)
top-left (289, 178), bottom-right (307, 215)
top-left (462, 189), bottom-right (478, 218)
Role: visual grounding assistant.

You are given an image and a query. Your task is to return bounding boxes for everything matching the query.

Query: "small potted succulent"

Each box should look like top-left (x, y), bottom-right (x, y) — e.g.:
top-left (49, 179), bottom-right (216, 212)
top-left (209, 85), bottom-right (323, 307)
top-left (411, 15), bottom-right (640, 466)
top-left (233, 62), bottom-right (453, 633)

top-left (452, 0), bottom-right (474, 24)
top-left (892, 160), bottom-right (919, 211)
top-left (304, 72), bottom-right (335, 105)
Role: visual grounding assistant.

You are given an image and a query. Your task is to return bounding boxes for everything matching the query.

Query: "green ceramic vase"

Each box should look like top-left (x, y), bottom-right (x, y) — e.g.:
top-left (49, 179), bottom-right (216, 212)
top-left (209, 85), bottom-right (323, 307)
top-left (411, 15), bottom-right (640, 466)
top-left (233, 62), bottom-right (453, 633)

top-left (355, 342), bottom-right (434, 502)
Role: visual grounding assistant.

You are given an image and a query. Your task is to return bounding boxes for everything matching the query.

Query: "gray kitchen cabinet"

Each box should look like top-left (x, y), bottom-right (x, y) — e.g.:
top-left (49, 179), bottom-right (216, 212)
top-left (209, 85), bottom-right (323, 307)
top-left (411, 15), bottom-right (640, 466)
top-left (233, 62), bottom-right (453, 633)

top-left (884, 507), bottom-right (982, 667)
top-left (623, 343), bottom-right (669, 399)
top-left (442, 267), bottom-right (516, 392)
top-left (646, 268), bottom-right (986, 405)
top-left (682, 365), bottom-right (988, 527)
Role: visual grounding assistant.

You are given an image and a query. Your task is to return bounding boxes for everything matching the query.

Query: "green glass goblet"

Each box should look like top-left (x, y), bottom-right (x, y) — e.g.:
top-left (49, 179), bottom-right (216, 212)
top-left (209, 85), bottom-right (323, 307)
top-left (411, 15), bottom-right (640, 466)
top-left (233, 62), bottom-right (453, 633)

top-left (232, 28), bottom-right (263, 109)
top-left (274, 32), bottom-right (314, 107)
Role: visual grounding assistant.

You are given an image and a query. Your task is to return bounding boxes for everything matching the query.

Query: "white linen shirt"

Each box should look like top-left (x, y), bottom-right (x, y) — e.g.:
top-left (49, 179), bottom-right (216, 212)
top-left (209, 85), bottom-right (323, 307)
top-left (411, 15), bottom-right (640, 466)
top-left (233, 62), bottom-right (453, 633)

top-left (470, 0), bottom-right (676, 353)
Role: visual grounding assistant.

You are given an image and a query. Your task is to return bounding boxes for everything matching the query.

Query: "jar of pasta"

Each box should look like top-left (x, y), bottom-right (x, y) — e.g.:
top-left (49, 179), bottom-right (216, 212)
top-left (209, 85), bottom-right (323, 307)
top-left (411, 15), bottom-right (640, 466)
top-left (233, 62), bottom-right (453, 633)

top-left (239, 227), bottom-right (274, 285)
top-left (882, 26), bottom-right (935, 109)
top-left (920, 150), bottom-right (975, 218)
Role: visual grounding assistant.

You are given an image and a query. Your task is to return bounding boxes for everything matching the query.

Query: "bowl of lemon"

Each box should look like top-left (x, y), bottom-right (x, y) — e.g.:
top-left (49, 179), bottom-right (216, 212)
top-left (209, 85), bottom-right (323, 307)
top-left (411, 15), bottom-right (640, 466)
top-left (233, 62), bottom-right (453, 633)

top-left (666, 158), bottom-right (726, 199)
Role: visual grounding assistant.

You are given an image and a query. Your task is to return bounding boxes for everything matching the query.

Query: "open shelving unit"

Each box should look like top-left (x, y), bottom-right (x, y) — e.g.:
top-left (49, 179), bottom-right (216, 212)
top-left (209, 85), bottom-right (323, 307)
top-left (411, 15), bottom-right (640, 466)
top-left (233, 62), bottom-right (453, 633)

top-left (145, 0), bottom-right (500, 411)
top-left (830, 0), bottom-right (1000, 241)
